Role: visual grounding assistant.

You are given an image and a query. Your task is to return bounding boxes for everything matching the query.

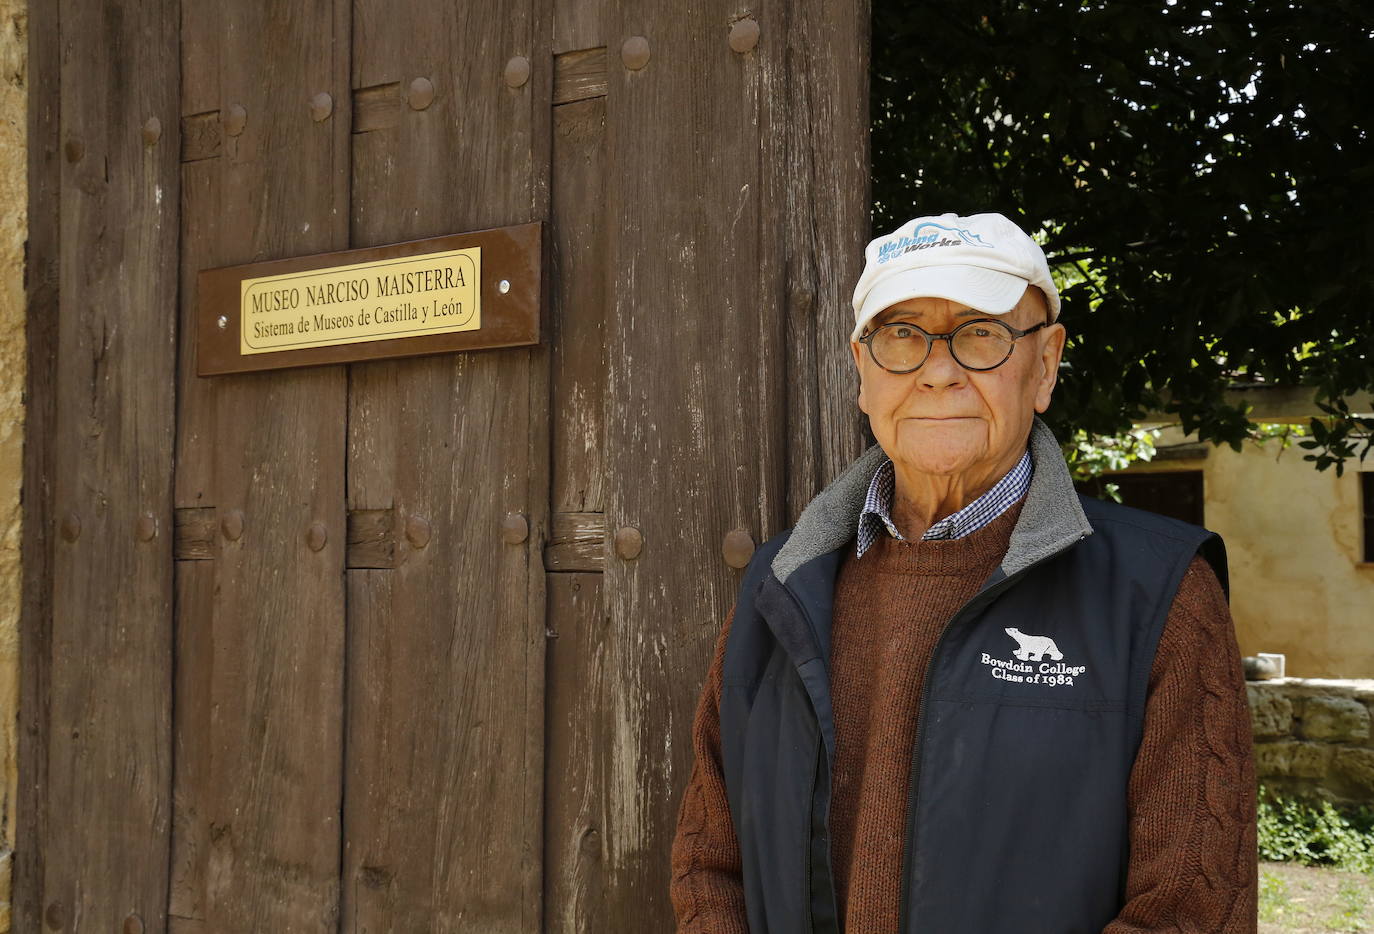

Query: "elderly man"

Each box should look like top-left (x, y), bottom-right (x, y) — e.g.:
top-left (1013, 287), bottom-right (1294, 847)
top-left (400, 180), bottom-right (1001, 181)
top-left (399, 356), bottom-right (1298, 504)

top-left (670, 212), bottom-right (1257, 933)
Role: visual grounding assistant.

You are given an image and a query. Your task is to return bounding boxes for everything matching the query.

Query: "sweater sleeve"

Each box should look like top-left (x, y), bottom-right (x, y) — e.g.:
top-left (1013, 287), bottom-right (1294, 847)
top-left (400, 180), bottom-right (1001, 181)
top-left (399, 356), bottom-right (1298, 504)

top-left (1102, 553), bottom-right (1258, 933)
top-left (669, 604), bottom-right (750, 934)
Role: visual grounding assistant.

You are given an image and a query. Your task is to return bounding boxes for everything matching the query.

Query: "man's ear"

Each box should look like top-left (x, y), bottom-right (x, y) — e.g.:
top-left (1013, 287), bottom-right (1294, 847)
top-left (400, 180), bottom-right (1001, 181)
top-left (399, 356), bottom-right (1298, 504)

top-left (1032, 323), bottom-right (1067, 414)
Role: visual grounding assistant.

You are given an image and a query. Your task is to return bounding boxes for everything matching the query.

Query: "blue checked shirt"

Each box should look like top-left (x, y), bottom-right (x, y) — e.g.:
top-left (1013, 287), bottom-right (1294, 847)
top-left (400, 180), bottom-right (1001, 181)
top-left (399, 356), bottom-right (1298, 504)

top-left (856, 447), bottom-right (1033, 558)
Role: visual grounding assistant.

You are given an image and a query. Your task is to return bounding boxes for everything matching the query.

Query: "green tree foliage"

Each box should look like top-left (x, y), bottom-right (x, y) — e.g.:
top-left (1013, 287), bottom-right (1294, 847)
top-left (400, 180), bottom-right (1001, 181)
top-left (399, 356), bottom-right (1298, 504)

top-left (871, 0), bottom-right (1374, 471)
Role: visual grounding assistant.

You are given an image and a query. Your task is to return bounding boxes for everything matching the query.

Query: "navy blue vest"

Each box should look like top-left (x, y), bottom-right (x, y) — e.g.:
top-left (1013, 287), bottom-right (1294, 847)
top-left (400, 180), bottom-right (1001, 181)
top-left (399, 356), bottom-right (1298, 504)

top-left (718, 493), bottom-right (1228, 934)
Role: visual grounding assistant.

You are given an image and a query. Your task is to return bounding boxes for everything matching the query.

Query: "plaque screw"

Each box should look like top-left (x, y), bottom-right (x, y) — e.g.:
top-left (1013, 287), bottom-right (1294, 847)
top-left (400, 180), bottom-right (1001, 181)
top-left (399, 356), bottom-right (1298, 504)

top-left (222, 103), bottom-right (248, 137)
top-left (60, 513), bottom-right (81, 542)
top-left (722, 528), bottom-right (756, 568)
top-left (622, 36), bottom-right (651, 71)
top-left (221, 509), bottom-right (245, 541)
top-left (64, 138), bottom-right (84, 163)
top-left (135, 513), bottom-right (158, 542)
top-left (217, 314), bottom-right (228, 329)
top-left (310, 92), bottom-right (334, 122)
top-left (407, 77), bottom-right (435, 110)
top-left (613, 526), bottom-right (643, 560)
top-left (502, 513), bottom-right (529, 544)
top-left (306, 520), bottom-right (328, 552)
top-left (504, 56), bottom-right (531, 89)
top-left (142, 116), bottom-right (163, 146)
top-left (124, 913), bottom-right (146, 934)
top-left (405, 515), bottom-right (433, 549)
top-left (498, 279), bottom-right (511, 295)
top-left (729, 17), bottom-right (760, 53)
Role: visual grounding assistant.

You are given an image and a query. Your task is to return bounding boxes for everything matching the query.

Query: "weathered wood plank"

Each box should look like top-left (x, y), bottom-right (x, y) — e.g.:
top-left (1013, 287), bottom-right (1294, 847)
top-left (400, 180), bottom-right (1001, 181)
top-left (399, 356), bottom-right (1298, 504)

top-left (764, 0), bottom-right (872, 523)
top-left (553, 48), bottom-right (608, 105)
top-left (554, 1), bottom-right (601, 54)
top-left (180, 111), bottom-right (221, 163)
top-left (42, 0), bottom-right (180, 928)
top-left (351, 82), bottom-right (402, 134)
top-left (342, 1), bottom-right (552, 929)
top-left (173, 162), bottom-right (215, 509)
top-left (598, 3), bottom-right (782, 927)
top-left (543, 512), bottom-right (606, 572)
top-left (172, 0), bottom-right (352, 929)
top-left (544, 87), bottom-right (613, 931)
top-left (549, 96), bottom-right (607, 517)
top-left (180, 0), bottom-right (221, 118)
top-left (173, 506), bottom-right (217, 560)
top-left (168, 562), bottom-right (214, 933)
top-left (543, 572), bottom-right (608, 933)
top-left (15, 0), bottom-right (61, 926)
top-left (175, 504), bottom-right (510, 569)
top-left (345, 507), bottom-right (396, 568)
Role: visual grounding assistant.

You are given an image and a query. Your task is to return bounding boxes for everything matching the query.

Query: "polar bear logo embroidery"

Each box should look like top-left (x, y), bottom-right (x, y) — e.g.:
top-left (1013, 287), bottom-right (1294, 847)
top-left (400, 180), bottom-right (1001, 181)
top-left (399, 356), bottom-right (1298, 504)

top-left (1004, 628), bottom-right (1064, 662)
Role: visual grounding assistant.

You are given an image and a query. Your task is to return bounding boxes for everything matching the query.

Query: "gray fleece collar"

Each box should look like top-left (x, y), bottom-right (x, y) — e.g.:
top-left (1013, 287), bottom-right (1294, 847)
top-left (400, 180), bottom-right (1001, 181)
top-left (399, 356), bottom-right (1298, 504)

top-left (769, 416), bottom-right (1093, 583)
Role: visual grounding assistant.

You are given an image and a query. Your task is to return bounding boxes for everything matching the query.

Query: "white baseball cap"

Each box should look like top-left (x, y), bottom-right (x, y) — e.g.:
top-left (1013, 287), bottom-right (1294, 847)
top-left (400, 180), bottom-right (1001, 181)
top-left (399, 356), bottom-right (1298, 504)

top-left (849, 212), bottom-right (1061, 342)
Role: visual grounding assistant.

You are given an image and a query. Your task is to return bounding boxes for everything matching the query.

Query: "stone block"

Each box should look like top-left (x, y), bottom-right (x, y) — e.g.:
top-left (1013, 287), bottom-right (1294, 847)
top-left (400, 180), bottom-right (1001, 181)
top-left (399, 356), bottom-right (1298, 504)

top-left (1300, 696), bottom-right (1371, 743)
top-left (1247, 686), bottom-right (1294, 739)
top-left (1254, 741), bottom-right (1334, 780)
top-left (1335, 748), bottom-right (1374, 797)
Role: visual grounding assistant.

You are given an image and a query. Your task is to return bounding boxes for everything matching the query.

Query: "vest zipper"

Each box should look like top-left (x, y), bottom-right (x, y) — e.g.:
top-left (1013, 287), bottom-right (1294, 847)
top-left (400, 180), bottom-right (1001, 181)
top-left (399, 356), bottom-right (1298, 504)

top-left (804, 739), bottom-right (823, 931)
top-left (772, 581), bottom-right (840, 932)
top-left (896, 538), bottom-right (1088, 934)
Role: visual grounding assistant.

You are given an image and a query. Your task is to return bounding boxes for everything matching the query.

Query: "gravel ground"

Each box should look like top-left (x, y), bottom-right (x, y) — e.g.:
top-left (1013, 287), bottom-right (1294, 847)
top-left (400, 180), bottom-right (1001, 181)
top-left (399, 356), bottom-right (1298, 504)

top-left (1261, 860), bottom-right (1374, 933)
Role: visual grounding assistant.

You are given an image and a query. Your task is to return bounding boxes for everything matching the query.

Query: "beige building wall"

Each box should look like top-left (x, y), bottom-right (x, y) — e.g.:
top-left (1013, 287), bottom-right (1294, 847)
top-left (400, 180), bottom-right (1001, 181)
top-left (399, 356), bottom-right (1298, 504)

top-left (1123, 433), bottom-right (1374, 680)
top-left (0, 0), bottom-right (23, 929)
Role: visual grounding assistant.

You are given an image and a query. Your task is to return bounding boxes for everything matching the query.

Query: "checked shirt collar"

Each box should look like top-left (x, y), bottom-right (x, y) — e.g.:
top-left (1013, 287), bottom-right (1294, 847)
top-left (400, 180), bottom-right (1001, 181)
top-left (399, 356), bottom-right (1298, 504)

top-left (856, 446), bottom-right (1033, 558)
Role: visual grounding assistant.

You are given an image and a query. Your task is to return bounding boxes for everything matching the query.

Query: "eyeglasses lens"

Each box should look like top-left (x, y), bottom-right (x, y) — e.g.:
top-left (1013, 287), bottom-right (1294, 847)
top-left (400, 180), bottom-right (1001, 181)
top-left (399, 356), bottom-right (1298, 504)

top-left (871, 321), bottom-right (1016, 372)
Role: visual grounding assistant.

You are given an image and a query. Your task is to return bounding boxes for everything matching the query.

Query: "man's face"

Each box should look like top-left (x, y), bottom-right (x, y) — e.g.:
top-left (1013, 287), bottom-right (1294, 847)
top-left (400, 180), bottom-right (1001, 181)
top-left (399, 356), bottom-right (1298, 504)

top-left (848, 287), bottom-right (1067, 483)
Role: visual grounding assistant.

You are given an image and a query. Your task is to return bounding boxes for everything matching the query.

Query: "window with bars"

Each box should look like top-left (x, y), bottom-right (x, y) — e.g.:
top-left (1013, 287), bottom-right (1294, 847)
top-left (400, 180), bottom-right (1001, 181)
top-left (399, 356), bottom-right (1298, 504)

top-left (1074, 470), bottom-right (1206, 527)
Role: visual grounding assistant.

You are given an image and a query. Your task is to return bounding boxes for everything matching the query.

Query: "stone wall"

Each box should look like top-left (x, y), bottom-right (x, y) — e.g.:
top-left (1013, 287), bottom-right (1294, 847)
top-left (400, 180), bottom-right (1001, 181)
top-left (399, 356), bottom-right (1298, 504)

top-left (1250, 679), bottom-right (1374, 805)
top-left (0, 1), bottom-right (24, 929)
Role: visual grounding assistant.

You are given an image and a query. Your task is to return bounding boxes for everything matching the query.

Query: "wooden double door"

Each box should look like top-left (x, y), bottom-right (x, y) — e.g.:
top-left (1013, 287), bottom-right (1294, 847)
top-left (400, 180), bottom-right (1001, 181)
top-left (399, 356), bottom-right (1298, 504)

top-left (20, 0), bottom-right (867, 930)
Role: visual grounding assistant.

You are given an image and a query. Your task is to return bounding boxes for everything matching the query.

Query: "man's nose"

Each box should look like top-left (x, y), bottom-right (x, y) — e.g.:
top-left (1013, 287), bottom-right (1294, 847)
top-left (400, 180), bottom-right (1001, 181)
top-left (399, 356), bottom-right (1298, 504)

top-left (918, 337), bottom-right (968, 389)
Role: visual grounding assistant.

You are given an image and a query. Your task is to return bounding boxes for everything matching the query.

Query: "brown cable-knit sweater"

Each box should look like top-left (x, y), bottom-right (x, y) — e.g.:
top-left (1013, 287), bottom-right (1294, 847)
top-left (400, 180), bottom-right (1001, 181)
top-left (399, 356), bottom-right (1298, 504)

top-left (669, 494), bottom-right (1258, 933)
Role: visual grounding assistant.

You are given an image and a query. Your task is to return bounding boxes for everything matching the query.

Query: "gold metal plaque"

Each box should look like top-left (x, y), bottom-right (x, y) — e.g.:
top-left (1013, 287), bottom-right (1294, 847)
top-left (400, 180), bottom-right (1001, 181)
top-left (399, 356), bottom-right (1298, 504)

top-left (196, 223), bottom-right (541, 376)
top-left (240, 247), bottom-right (481, 355)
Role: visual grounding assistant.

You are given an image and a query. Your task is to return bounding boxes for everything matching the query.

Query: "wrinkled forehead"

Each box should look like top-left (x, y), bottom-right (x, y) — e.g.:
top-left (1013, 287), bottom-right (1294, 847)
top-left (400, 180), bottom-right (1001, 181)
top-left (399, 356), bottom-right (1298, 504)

top-left (869, 287), bottom-right (1047, 331)
top-left (871, 300), bottom-right (989, 327)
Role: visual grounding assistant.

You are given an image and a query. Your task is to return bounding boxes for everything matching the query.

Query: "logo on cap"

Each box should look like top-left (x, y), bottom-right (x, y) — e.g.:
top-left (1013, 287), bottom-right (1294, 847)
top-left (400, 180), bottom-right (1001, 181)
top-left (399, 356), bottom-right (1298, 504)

top-left (877, 222), bottom-right (996, 264)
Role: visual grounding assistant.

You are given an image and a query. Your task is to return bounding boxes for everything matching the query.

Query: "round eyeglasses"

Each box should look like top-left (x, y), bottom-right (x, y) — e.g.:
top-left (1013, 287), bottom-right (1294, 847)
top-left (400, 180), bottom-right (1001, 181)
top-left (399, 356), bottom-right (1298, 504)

top-left (857, 317), bottom-right (1048, 374)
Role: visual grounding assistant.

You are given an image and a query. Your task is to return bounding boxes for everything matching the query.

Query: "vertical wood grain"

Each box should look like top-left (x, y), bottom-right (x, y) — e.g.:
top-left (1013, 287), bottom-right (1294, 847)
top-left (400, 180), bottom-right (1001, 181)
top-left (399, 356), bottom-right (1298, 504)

top-left (546, 0), bottom-right (872, 928)
top-left (549, 95), bottom-right (607, 517)
top-left (342, 2), bottom-right (553, 930)
top-left (174, 0), bottom-right (352, 929)
top-left (766, 0), bottom-right (871, 522)
top-left (15, 0), bottom-right (60, 926)
top-left (22, 2), bottom-right (870, 931)
top-left (599, 2), bottom-right (777, 927)
top-left (543, 572), bottom-right (608, 934)
top-left (41, 0), bottom-right (181, 929)
top-left (167, 562), bottom-right (212, 933)
top-left (554, 1), bottom-right (602, 55)
top-left (544, 88), bottom-right (612, 934)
